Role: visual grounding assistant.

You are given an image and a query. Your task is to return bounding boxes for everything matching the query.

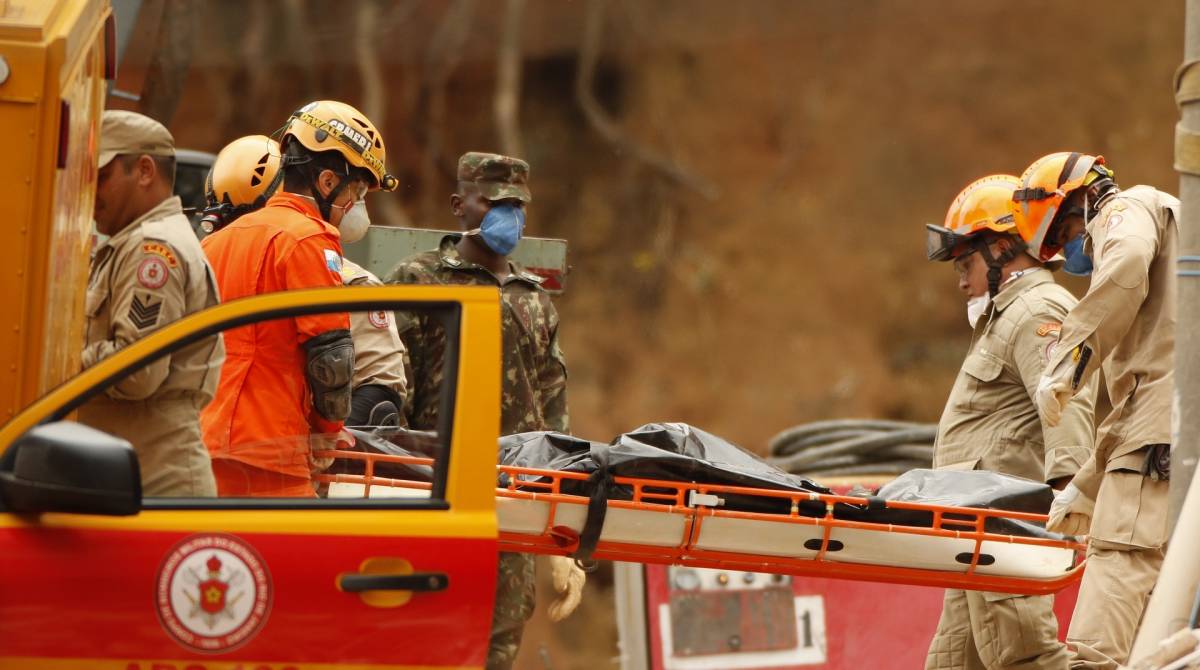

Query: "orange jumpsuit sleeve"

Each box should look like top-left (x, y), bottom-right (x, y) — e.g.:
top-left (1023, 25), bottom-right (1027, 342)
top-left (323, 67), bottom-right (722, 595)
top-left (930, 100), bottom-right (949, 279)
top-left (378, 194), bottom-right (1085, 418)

top-left (282, 234), bottom-right (351, 341)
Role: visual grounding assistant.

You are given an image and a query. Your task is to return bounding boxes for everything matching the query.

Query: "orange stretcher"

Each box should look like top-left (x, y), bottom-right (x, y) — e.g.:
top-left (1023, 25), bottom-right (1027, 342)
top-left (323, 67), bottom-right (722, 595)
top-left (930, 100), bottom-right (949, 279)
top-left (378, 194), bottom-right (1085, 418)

top-left (315, 449), bottom-right (1087, 596)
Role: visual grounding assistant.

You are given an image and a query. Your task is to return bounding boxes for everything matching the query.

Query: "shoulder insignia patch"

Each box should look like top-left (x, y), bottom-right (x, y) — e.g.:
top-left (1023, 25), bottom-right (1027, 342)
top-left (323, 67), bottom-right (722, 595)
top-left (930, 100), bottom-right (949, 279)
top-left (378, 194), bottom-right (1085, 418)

top-left (142, 242), bottom-right (179, 268)
top-left (324, 249), bottom-right (342, 273)
top-left (137, 256), bottom-right (169, 289)
top-left (520, 270), bottom-right (545, 284)
top-left (368, 310), bottom-right (390, 329)
top-left (129, 293), bottom-right (162, 330)
top-left (1036, 322), bottom-right (1062, 337)
top-left (1107, 213), bottom-right (1123, 230)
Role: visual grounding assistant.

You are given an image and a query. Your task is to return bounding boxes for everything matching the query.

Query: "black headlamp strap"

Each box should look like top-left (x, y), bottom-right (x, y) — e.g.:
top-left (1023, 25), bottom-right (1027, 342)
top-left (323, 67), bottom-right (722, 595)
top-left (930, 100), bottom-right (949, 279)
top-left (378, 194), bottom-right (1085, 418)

top-left (254, 168), bottom-right (286, 210)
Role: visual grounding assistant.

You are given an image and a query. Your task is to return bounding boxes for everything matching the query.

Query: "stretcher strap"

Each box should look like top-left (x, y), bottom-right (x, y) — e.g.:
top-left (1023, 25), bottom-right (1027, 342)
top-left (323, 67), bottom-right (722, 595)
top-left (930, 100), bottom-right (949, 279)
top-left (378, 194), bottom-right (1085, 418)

top-left (575, 468), bottom-right (612, 560)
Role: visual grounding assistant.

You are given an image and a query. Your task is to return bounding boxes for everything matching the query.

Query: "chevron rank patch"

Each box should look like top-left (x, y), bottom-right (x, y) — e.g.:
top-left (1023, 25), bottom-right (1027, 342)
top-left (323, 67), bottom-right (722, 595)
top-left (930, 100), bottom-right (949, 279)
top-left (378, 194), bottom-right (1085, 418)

top-left (129, 292), bottom-right (163, 330)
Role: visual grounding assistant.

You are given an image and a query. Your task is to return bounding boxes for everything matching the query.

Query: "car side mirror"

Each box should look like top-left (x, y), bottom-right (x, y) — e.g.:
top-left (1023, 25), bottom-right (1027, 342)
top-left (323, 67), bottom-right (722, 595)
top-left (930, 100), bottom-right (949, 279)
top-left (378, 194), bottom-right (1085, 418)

top-left (0, 422), bottom-right (141, 515)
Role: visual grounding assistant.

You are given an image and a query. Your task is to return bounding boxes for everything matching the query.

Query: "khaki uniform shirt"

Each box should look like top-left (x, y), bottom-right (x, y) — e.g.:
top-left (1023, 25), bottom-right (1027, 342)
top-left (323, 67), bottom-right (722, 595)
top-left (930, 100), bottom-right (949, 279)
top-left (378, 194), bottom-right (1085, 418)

top-left (934, 269), bottom-right (1095, 483)
top-left (386, 235), bottom-right (568, 436)
top-left (78, 195), bottom-right (224, 496)
top-left (1056, 186), bottom-right (1179, 471)
top-left (340, 259), bottom-right (409, 412)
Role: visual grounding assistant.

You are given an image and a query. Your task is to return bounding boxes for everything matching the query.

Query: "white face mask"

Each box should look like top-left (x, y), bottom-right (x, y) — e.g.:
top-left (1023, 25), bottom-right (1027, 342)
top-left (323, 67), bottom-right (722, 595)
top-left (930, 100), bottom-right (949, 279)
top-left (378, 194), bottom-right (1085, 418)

top-left (967, 293), bottom-right (991, 328)
top-left (338, 199), bottom-right (371, 244)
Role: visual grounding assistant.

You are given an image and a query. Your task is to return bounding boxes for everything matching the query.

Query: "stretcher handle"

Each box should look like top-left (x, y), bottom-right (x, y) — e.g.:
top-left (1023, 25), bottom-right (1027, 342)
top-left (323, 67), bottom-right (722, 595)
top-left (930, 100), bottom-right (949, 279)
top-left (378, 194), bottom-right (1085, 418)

top-left (338, 572), bottom-right (449, 592)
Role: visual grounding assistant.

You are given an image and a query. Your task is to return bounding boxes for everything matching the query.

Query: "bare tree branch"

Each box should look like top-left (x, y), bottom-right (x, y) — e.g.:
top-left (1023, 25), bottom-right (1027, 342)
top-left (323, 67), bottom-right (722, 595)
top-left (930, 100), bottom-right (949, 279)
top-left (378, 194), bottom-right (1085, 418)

top-left (575, 0), bottom-right (719, 200)
top-left (282, 0), bottom-right (319, 100)
top-left (356, 0), bottom-right (413, 227)
top-left (230, 1), bottom-right (270, 133)
top-left (494, 0), bottom-right (526, 157)
top-left (137, 0), bottom-right (197, 124)
top-left (415, 0), bottom-right (477, 216)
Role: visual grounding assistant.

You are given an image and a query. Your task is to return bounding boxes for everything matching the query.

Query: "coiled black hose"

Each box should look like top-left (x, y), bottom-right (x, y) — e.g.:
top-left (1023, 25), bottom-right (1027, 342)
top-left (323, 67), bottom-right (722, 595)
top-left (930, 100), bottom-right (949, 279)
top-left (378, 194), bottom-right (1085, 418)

top-left (767, 419), bottom-right (936, 478)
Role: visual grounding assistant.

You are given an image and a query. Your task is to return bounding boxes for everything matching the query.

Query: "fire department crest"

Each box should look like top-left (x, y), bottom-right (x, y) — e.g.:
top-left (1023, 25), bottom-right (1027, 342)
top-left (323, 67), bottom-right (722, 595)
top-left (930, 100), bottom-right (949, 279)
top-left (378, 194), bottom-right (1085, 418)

top-left (156, 534), bottom-right (272, 653)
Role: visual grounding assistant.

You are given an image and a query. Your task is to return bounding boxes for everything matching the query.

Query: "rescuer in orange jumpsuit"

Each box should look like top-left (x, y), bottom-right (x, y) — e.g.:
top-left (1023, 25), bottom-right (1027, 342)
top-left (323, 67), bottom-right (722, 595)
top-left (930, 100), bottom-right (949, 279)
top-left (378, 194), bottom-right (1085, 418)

top-left (200, 101), bottom-right (398, 497)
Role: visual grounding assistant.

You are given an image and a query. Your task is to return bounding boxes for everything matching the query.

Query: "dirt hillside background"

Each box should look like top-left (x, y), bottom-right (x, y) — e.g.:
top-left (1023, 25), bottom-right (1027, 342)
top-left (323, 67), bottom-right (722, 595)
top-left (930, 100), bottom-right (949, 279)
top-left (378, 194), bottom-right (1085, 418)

top-left (115, 1), bottom-right (1184, 666)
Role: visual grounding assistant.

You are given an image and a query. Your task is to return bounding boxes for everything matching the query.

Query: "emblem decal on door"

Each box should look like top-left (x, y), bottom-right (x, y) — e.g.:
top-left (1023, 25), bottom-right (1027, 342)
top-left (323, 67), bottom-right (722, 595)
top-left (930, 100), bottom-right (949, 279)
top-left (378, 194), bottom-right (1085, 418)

top-left (155, 533), bottom-right (273, 653)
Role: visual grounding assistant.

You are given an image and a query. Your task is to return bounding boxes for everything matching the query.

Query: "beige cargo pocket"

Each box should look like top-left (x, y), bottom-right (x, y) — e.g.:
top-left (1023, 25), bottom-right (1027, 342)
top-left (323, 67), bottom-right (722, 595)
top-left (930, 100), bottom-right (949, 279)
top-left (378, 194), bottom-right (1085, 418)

top-left (974, 592), bottom-right (1061, 667)
top-left (1091, 465), bottom-right (1169, 549)
top-left (961, 350), bottom-right (1004, 412)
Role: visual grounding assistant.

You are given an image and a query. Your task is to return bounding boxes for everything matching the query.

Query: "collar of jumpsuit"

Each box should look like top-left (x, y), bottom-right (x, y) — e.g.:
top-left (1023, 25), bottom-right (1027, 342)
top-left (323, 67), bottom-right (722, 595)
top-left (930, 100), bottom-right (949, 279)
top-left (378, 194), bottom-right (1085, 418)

top-left (436, 234), bottom-right (544, 287)
top-left (265, 191), bottom-right (340, 233)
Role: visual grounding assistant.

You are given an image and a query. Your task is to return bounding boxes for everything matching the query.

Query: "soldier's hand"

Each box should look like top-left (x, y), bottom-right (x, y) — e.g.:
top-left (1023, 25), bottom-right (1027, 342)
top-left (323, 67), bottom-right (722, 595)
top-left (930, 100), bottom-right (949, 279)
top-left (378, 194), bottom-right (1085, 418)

top-left (1047, 482), bottom-right (1094, 537)
top-left (546, 555), bottom-right (585, 622)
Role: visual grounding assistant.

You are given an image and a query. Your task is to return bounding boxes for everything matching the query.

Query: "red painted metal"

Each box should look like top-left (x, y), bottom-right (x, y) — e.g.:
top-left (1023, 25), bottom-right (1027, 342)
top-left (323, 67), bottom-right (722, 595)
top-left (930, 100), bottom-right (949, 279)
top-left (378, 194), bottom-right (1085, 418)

top-left (0, 525), bottom-right (495, 665)
top-left (644, 563), bottom-right (1081, 669)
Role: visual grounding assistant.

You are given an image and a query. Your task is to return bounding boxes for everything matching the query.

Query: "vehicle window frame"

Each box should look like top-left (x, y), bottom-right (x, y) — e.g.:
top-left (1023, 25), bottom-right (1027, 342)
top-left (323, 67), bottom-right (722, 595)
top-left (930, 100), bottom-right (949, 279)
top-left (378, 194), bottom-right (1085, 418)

top-left (0, 293), bottom-right (463, 512)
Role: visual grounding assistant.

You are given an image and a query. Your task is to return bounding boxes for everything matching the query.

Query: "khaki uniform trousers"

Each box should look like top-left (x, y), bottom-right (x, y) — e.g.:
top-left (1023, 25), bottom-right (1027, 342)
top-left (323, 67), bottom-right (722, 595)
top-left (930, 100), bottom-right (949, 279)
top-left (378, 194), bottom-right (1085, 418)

top-left (78, 394), bottom-right (217, 497)
top-left (926, 588), bottom-right (1066, 669)
top-left (1067, 468), bottom-right (1168, 669)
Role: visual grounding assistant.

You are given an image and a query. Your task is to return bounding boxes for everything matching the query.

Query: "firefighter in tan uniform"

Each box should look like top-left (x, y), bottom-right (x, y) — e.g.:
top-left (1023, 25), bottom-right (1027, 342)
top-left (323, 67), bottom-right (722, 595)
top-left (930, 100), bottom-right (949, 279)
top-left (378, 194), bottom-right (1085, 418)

top-left (1010, 152), bottom-right (1178, 669)
top-left (340, 259), bottom-right (409, 427)
top-left (79, 110), bottom-right (224, 497)
top-left (200, 134), bottom-right (408, 428)
top-left (923, 175), bottom-right (1096, 670)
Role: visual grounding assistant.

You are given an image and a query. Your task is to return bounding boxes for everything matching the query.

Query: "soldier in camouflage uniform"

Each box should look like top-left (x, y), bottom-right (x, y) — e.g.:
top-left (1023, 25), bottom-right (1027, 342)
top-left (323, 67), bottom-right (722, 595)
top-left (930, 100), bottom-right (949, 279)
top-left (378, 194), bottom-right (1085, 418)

top-left (386, 152), bottom-right (571, 669)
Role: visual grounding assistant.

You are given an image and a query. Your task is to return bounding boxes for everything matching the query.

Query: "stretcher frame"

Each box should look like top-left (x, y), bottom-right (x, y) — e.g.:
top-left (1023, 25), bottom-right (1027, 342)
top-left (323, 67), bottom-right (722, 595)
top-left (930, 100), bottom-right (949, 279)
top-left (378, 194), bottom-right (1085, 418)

top-left (314, 449), bottom-right (1087, 596)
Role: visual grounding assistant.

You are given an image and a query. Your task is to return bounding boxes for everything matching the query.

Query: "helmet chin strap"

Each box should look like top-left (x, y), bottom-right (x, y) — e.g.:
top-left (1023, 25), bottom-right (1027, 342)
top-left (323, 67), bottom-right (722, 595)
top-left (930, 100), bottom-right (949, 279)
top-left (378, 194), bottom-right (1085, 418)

top-left (974, 237), bottom-right (1024, 298)
top-left (309, 166), bottom-right (351, 222)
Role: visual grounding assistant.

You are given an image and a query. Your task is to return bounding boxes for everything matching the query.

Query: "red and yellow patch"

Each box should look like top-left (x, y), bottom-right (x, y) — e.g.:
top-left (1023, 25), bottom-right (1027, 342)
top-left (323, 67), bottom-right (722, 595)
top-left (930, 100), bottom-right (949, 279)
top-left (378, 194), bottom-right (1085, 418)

top-left (142, 242), bottom-right (179, 268)
top-left (1036, 322), bottom-right (1062, 337)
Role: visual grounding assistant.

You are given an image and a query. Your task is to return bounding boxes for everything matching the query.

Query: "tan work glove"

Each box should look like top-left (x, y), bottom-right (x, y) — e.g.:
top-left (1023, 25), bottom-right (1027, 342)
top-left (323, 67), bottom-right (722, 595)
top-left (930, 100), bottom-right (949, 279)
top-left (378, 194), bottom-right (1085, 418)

top-left (546, 555), bottom-right (585, 622)
top-left (1047, 482), bottom-right (1094, 537)
top-left (309, 429), bottom-right (355, 476)
top-left (1036, 346), bottom-right (1075, 427)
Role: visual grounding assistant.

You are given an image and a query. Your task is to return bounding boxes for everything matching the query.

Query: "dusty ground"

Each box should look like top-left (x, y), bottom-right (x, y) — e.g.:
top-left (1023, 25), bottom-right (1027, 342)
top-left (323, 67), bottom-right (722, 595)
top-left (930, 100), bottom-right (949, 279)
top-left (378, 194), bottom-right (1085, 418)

top-left (116, 2), bottom-right (1183, 666)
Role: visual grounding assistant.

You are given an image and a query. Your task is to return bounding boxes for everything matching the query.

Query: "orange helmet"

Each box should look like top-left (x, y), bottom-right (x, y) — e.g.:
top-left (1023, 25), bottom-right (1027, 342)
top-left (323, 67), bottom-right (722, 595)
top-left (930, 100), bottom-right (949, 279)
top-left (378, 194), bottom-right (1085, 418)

top-left (1009, 152), bottom-right (1110, 261)
top-left (200, 135), bottom-right (283, 233)
top-left (280, 100), bottom-right (398, 192)
top-left (925, 174), bottom-right (1021, 262)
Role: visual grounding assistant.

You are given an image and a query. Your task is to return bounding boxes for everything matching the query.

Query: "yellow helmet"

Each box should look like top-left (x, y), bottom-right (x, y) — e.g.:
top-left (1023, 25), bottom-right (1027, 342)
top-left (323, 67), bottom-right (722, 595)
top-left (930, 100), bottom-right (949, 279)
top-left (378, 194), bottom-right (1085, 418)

top-left (201, 135), bottom-right (283, 233)
top-left (280, 100), bottom-right (398, 192)
top-left (925, 174), bottom-right (1021, 262)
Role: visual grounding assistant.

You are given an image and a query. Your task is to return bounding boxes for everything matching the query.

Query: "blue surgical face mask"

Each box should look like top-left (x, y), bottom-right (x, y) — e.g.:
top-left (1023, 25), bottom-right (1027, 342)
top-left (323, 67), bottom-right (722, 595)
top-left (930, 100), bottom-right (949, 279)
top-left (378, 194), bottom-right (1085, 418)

top-left (1062, 234), bottom-right (1093, 276)
top-left (479, 204), bottom-right (526, 256)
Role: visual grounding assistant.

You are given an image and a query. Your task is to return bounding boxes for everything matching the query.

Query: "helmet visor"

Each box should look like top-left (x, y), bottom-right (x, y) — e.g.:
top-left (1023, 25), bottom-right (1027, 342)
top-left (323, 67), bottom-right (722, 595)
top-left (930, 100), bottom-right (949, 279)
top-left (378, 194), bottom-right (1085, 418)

top-left (925, 224), bottom-right (973, 262)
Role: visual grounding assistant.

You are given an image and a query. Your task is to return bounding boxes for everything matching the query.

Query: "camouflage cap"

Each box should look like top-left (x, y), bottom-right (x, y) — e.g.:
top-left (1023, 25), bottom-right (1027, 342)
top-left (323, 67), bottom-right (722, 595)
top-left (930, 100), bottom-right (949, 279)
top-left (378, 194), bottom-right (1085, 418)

top-left (457, 152), bottom-right (531, 203)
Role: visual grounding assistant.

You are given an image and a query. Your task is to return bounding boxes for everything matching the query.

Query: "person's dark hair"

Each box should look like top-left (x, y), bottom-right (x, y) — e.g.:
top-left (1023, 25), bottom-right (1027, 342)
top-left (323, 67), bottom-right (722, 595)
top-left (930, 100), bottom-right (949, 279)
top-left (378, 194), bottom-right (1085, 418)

top-left (281, 141), bottom-right (371, 192)
top-left (116, 153), bottom-right (176, 188)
